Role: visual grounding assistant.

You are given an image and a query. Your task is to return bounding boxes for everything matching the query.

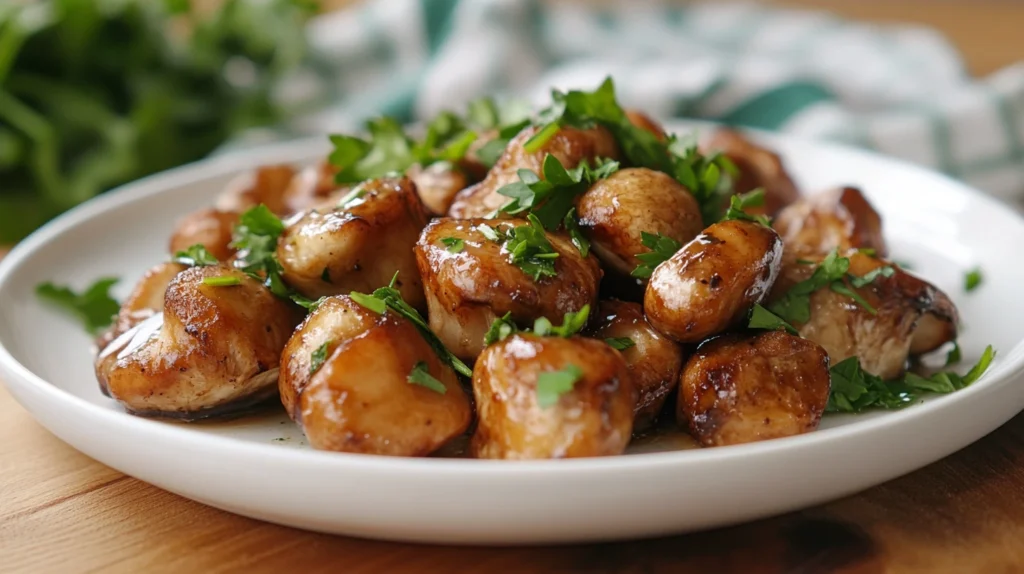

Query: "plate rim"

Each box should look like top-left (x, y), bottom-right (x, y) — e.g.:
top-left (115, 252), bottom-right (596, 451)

top-left (2, 128), bottom-right (1024, 477)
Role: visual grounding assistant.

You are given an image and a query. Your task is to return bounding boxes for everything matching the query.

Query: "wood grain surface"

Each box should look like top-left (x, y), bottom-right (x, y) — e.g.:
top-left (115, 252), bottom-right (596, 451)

top-left (3, 2), bottom-right (1024, 573)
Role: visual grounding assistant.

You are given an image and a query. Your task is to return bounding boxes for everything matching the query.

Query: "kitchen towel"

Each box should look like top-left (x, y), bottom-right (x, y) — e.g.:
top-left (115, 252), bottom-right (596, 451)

top-left (261, 0), bottom-right (1024, 201)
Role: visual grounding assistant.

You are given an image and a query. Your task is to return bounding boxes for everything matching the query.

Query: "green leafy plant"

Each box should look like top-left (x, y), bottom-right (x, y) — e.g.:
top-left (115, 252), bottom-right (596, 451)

top-left (0, 0), bottom-right (321, 243)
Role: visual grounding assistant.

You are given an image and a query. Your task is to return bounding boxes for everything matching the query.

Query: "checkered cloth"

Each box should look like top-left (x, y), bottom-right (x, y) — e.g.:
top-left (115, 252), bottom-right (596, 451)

top-left (256, 0), bottom-right (1024, 202)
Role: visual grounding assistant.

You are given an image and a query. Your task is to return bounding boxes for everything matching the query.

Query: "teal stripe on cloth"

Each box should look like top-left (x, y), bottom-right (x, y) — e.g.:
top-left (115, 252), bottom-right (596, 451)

top-left (717, 82), bottom-right (835, 130)
top-left (423, 0), bottom-right (461, 55)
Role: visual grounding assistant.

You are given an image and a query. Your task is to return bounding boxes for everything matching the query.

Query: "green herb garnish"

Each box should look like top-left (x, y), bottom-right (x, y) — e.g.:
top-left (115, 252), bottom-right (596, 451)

top-left (335, 187), bottom-right (367, 209)
top-left (440, 237), bottom-right (465, 253)
top-left (329, 114), bottom-right (477, 184)
top-left (36, 278), bottom-right (120, 334)
top-left (407, 361), bottom-right (448, 394)
top-left (482, 305), bottom-right (591, 346)
top-left (604, 337), bottom-right (636, 351)
top-left (309, 340), bottom-right (332, 375)
top-left (172, 244), bottom-right (219, 267)
top-left (747, 304), bottom-right (798, 335)
top-left (965, 268), bottom-right (983, 292)
top-left (231, 205), bottom-right (320, 310)
top-left (827, 345), bottom-right (995, 413)
top-left (536, 365), bottom-right (584, 408)
top-left (721, 189), bottom-right (770, 226)
top-left (484, 312), bottom-right (518, 346)
top-left (349, 273), bottom-right (471, 377)
top-left (564, 208), bottom-right (590, 258)
top-left (496, 153), bottom-right (618, 231)
top-left (769, 251), bottom-right (894, 323)
top-left (202, 276), bottom-right (241, 287)
top-left (630, 232), bottom-right (683, 279)
top-left (946, 341), bottom-right (962, 366)
top-left (504, 214), bottom-right (561, 281)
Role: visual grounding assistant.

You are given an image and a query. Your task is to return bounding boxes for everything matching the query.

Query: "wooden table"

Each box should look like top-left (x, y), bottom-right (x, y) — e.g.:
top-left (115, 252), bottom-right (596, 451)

top-left (4, 2), bottom-right (1024, 572)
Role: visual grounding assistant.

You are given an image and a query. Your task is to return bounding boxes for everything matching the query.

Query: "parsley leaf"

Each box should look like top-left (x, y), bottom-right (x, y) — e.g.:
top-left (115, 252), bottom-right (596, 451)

top-left (484, 312), bottom-right (519, 346)
top-left (946, 341), bottom-right (962, 366)
top-left (564, 208), bottom-right (590, 258)
top-left (202, 276), bottom-right (241, 287)
top-left (827, 345), bottom-right (996, 413)
top-left (533, 305), bottom-right (591, 338)
top-left (497, 154), bottom-right (618, 231)
top-left (848, 265), bottom-right (895, 288)
top-left (536, 365), bottom-right (584, 408)
top-left (721, 189), bottom-right (770, 227)
top-left (604, 337), bottom-right (636, 351)
top-left (747, 304), bottom-right (798, 335)
top-left (172, 244), bottom-right (219, 267)
top-left (965, 268), bottom-right (983, 292)
top-left (407, 361), bottom-right (447, 394)
top-left (475, 119), bottom-right (532, 168)
top-left (631, 231), bottom-right (683, 279)
top-left (329, 117), bottom-right (414, 184)
top-left (440, 237), bottom-right (465, 253)
top-left (504, 215), bottom-right (560, 281)
top-left (768, 250), bottom-right (850, 324)
top-left (335, 187), bottom-right (367, 209)
top-left (36, 278), bottom-right (120, 334)
top-left (482, 305), bottom-right (591, 346)
top-left (349, 273), bottom-right (472, 377)
top-left (231, 205), bottom-right (321, 310)
top-left (309, 340), bottom-right (332, 375)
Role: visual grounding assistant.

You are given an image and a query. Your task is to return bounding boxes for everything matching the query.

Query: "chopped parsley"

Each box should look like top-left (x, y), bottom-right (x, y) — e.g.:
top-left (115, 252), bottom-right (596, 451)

top-left (769, 251), bottom-right (894, 325)
top-left (172, 244), bottom-right (219, 267)
top-left (309, 340), bottom-right (332, 375)
top-left (482, 305), bottom-right (591, 346)
top-left (827, 345), bottom-right (995, 413)
top-left (525, 77), bottom-right (738, 224)
top-left (965, 268), bottom-right (983, 292)
top-left (564, 208), bottom-right (590, 258)
top-left (349, 273), bottom-right (471, 377)
top-left (440, 237), bottom-right (465, 253)
top-left (496, 153), bottom-right (618, 234)
top-left (407, 361), bottom-right (447, 394)
top-left (630, 232), bottom-right (683, 279)
top-left (231, 205), bottom-right (321, 310)
top-left (536, 365), bottom-right (584, 408)
top-left (328, 115), bottom-right (477, 184)
top-left (604, 337), bottom-right (636, 351)
top-left (465, 96), bottom-right (533, 167)
top-left (503, 215), bottom-right (561, 281)
top-left (721, 189), bottom-right (771, 227)
top-left (747, 304), bottom-right (798, 335)
top-left (484, 312), bottom-right (519, 346)
top-left (946, 341), bottom-right (962, 366)
top-left (202, 276), bottom-right (241, 287)
top-left (35, 278), bottom-right (120, 334)
top-left (335, 187), bottom-right (367, 209)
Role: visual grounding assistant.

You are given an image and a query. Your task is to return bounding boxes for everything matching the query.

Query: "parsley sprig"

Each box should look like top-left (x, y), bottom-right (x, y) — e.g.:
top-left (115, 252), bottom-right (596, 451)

top-left (329, 115), bottom-right (477, 184)
top-left (231, 205), bottom-right (322, 311)
top-left (828, 346), bottom-right (996, 413)
top-left (479, 215), bottom-right (562, 281)
top-left (630, 232), bottom-right (683, 279)
top-left (525, 77), bottom-right (737, 224)
top-left (747, 304), bottom-right (798, 335)
top-left (496, 153), bottom-right (619, 239)
top-left (769, 250), bottom-right (895, 324)
top-left (349, 273), bottom-right (472, 377)
top-left (536, 365), bottom-right (584, 408)
top-left (36, 278), bottom-right (120, 334)
top-left (483, 305), bottom-right (591, 346)
top-left (172, 244), bottom-right (219, 267)
top-left (721, 189), bottom-right (771, 227)
top-left (407, 361), bottom-right (448, 394)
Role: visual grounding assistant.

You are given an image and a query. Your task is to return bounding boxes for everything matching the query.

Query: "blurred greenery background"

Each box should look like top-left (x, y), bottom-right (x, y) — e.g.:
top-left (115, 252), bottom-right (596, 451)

top-left (0, 0), bottom-right (324, 243)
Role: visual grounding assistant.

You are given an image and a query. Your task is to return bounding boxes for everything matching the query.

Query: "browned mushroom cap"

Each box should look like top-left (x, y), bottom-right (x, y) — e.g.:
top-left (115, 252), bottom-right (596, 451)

top-left (773, 186), bottom-right (887, 258)
top-left (678, 330), bottom-right (831, 447)
top-left (703, 129), bottom-right (800, 215)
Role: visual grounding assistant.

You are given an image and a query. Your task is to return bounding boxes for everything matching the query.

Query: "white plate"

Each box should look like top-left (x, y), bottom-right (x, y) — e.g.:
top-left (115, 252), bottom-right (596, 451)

top-left (2, 126), bottom-right (1024, 545)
